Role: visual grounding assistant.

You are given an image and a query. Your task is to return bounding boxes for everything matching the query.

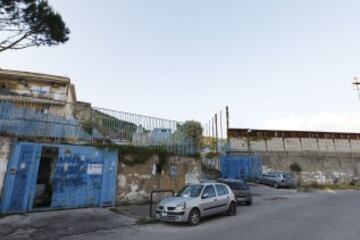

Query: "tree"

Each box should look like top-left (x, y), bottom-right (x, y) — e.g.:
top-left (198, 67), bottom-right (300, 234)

top-left (173, 121), bottom-right (203, 151)
top-left (289, 162), bottom-right (302, 174)
top-left (290, 162), bottom-right (302, 186)
top-left (0, 0), bottom-right (70, 53)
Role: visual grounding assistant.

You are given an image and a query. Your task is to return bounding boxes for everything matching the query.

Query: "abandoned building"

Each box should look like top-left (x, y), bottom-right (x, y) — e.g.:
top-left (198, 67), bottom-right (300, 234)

top-left (0, 68), bottom-right (77, 117)
top-left (0, 69), bottom-right (119, 214)
top-left (0, 69), bottom-right (200, 213)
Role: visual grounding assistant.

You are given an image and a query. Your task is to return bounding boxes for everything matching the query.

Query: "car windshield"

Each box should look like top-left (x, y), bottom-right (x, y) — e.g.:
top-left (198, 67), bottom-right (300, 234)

top-left (227, 181), bottom-right (249, 190)
top-left (177, 184), bottom-right (204, 197)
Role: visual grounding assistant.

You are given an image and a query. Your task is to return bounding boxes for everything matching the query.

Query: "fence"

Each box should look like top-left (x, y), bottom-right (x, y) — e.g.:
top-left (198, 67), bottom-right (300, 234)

top-left (0, 99), bottom-right (196, 154)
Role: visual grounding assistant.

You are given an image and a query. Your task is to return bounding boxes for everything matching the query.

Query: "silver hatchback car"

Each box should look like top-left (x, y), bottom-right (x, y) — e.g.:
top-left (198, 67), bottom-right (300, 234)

top-left (156, 182), bottom-right (237, 226)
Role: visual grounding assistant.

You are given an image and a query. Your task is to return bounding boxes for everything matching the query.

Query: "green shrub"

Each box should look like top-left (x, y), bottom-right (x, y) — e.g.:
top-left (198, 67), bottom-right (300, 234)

top-left (290, 162), bottom-right (302, 174)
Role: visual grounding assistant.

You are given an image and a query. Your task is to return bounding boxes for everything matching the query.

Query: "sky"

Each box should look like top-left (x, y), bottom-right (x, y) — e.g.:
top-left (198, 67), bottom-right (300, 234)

top-left (2, 0), bottom-right (360, 132)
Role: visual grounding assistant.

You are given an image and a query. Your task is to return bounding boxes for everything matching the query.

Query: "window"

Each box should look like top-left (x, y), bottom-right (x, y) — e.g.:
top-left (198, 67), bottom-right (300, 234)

top-left (222, 185), bottom-right (229, 194)
top-left (202, 185), bottom-right (216, 198)
top-left (178, 185), bottom-right (204, 198)
top-left (227, 181), bottom-right (249, 190)
top-left (215, 184), bottom-right (227, 196)
top-left (283, 173), bottom-right (295, 179)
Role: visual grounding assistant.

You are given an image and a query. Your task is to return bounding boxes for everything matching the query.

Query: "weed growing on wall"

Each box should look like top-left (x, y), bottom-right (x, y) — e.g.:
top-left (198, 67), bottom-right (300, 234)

top-left (90, 144), bottom-right (171, 167)
top-left (90, 143), bottom-right (200, 167)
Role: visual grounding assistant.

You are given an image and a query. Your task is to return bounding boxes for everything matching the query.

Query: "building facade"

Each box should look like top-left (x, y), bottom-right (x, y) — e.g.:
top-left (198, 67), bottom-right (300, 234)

top-left (0, 69), bottom-right (76, 118)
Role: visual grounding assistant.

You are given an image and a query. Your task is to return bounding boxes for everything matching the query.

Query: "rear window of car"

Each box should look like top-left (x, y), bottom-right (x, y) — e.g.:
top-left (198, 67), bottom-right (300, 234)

top-left (226, 181), bottom-right (249, 190)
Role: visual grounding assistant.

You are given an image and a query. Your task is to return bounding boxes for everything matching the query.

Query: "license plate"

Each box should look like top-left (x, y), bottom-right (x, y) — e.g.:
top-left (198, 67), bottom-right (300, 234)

top-left (161, 212), bottom-right (167, 217)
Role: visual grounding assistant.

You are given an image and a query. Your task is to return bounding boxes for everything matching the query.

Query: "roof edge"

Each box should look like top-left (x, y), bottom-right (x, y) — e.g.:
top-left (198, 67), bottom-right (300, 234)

top-left (0, 68), bottom-right (70, 83)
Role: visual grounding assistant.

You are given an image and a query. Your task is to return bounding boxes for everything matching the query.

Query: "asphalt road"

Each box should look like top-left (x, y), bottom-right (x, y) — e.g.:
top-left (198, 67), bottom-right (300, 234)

top-left (64, 186), bottom-right (360, 240)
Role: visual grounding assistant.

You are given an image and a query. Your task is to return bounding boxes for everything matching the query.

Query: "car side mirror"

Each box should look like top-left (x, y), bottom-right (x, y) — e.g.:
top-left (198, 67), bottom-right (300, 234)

top-left (202, 193), bottom-right (209, 199)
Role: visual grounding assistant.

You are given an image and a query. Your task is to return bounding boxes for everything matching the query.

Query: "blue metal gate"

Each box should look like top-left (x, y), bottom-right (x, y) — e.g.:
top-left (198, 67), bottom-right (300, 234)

top-left (0, 142), bottom-right (118, 214)
top-left (220, 155), bottom-right (262, 180)
top-left (0, 143), bottom-right (41, 214)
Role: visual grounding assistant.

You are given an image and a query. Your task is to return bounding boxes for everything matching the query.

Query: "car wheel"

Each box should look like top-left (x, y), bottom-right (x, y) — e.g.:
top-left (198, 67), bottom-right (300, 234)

top-left (273, 183), bottom-right (279, 189)
top-left (227, 202), bottom-right (237, 216)
top-left (188, 208), bottom-right (200, 226)
top-left (245, 200), bottom-right (252, 206)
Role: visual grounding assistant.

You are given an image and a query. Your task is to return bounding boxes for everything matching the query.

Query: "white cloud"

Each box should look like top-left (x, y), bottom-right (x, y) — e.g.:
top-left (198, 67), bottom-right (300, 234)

top-left (261, 112), bottom-right (360, 132)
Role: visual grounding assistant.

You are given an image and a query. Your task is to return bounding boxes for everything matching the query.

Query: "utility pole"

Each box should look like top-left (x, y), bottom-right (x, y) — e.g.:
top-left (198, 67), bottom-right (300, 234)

top-left (220, 110), bottom-right (223, 140)
top-left (215, 113), bottom-right (218, 153)
top-left (225, 106), bottom-right (229, 137)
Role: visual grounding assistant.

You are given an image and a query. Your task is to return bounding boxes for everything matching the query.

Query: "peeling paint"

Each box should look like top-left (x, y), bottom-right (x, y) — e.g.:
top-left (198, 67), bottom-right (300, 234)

top-left (117, 156), bottom-right (200, 204)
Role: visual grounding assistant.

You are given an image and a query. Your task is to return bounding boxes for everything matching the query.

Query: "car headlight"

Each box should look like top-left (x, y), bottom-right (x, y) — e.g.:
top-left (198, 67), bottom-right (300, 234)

top-left (175, 202), bottom-right (186, 210)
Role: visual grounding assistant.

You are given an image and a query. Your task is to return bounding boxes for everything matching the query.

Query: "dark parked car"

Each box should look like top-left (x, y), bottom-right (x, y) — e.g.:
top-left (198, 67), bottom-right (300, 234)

top-left (217, 179), bottom-right (252, 205)
top-left (257, 172), bottom-right (297, 188)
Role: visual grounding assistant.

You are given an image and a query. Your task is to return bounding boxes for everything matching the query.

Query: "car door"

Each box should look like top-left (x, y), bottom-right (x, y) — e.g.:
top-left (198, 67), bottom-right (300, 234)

top-left (268, 173), bottom-right (276, 185)
top-left (274, 173), bottom-right (283, 183)
top-left (215, 184), bottom-right (230, 212)
top-left (262, 174), bottom-right (270, 184)
top-left (199, 185), bottom-right (218, 216)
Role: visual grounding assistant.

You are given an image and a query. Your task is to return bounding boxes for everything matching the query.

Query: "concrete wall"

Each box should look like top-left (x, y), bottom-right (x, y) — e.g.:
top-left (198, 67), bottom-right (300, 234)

top-left (230, 137), bottom-right (360, 153)
top-left (259, 151), bottom-right (360, 184)
top-left (0, 137), bottom-right (12, 198)
top-left (117, 156), bottom-right (200, 204)
top-left (229, 136), bottom-right (360, 184)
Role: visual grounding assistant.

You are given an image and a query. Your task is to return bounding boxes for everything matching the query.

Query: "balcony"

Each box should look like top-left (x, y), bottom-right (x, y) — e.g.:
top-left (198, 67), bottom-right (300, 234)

top-left (0, 87), bottom-right (68, 104)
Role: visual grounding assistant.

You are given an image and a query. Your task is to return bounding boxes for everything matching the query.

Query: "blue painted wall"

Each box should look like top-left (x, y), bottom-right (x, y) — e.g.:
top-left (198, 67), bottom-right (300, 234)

top-left (221, 155), bottom-right (262, 180)
top-left (0, 142), bottom-right (118, 214)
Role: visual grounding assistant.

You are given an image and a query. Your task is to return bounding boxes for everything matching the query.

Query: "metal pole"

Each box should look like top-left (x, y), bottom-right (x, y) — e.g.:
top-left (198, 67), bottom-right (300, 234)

top-left (215, 113), bottom-right (218, 153)
top-left (209, 121), bottom-right (211, 139)
top-left (225, 106), bottom-right (230, 150)
top-left (220, 110), bottom-right (223, 140)
top-left (226, 106), bottom-right (229, 133)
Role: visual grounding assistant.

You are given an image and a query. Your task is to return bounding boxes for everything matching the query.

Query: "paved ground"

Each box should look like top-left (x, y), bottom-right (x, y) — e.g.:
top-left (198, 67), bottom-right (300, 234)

top-left (1, 185), bottom-right (360, 240)
top-left (0, 207), bottom-right (136, 240)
